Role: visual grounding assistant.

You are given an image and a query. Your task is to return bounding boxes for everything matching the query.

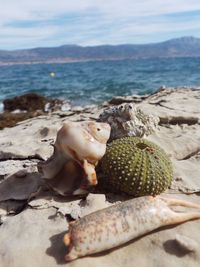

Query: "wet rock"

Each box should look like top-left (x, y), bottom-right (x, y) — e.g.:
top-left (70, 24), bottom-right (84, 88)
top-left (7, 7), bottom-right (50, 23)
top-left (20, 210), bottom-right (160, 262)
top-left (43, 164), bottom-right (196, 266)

top-left (3, 93), bottom-right (63, 112)
top-left (0, 111), bottom-right (43, 130)
top-left (0, 93), bottom-right (66, 129)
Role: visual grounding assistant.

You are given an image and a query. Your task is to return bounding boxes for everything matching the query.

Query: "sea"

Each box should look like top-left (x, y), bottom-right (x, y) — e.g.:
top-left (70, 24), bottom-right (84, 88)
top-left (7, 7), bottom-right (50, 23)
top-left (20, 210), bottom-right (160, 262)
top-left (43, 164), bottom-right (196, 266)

top-left (0, 57), bottom-right (200, 111)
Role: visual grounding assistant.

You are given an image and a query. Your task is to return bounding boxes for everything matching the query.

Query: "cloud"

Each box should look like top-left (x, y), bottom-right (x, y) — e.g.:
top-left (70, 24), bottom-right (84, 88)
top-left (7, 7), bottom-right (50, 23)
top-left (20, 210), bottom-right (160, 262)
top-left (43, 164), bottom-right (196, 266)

top-left (1, 0), bottom-right (200, 49)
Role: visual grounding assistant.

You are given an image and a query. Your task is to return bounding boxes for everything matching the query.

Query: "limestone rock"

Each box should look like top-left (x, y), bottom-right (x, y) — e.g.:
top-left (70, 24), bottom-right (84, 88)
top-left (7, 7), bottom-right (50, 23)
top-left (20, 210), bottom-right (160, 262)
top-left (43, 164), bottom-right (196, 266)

top-left (139, 87), bottom-right (200, 123)
top-left (28, 193), bottom-right (82, 219)
top-left (146, 124), bottom-right (200, 160)
top-left (0, 88), bottom-right (200, 267)
top-left (0, 172), bottom-right (43, 201)
top-left (28, 193), bottom-right (112, 220)
top-left (0, 159), bottom-right (39, 180)
top-left (0, 208), bottom-right (67, 267)
top-left (0, 115), bottom-right (62, 160)
top-left (79, 193), bottom-right (112, 217)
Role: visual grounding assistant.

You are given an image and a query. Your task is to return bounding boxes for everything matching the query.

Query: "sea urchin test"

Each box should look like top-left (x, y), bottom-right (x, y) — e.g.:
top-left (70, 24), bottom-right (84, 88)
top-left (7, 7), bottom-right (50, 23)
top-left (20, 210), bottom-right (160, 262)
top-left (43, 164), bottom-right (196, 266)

top-left (101, 136), bottom-right (173, 196)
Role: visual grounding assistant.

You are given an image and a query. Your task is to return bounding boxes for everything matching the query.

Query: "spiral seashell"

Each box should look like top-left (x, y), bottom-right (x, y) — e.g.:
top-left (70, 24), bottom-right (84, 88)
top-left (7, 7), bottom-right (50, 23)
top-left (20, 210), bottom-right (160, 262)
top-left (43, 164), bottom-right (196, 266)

top-left (38, 120), bottom-right (111, 195)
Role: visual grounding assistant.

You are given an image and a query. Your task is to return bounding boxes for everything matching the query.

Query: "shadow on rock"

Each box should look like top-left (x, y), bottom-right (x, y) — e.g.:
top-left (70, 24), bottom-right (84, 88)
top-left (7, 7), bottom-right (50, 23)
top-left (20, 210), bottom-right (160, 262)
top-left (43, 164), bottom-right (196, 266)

top-left (163, 239), bottom-right (191, 257)
top-left (46, 231), bottom-right (67, 265)
top-left (0, 171), bottom-right (43, 202)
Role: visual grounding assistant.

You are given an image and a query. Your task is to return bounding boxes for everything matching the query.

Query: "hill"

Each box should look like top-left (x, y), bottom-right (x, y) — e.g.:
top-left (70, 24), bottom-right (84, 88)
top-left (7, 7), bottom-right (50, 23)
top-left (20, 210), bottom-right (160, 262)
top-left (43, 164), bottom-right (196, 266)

top-left (0, 36), bottom-right (200, 65)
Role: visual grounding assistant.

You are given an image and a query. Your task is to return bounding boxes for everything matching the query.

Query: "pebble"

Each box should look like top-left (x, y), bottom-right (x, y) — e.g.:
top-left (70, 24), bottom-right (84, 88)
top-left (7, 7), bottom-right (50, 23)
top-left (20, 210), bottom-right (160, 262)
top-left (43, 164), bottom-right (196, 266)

top-left (175, 234), bottom-right (198, 253)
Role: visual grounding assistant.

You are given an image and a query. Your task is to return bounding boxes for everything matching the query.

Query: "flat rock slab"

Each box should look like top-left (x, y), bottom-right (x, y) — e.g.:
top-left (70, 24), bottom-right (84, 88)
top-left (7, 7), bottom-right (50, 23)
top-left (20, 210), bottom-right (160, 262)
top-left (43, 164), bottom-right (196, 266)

top-left (140, 88), bottom-right (200, 119)
top-left (0, 159), bottom-right (39, 179)
top-left (0, 107), bottom-right (101, 161)
top-left (28, 193), bottom-right (112, 219)
top-left (0, 208), bottom-right (68, 267)
top-left (147, 124), bottom-right (200, 160)
top-left (0, 116), bottom-right (61, 160)
top-left (0, 172), bottom-right (43, 201)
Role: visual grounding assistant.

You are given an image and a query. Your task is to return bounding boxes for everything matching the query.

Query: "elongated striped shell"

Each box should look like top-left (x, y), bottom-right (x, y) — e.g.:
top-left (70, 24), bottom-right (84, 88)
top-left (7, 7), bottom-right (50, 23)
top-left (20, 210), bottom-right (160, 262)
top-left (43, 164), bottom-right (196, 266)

top-left (101, 137), bottom-right (173, 196)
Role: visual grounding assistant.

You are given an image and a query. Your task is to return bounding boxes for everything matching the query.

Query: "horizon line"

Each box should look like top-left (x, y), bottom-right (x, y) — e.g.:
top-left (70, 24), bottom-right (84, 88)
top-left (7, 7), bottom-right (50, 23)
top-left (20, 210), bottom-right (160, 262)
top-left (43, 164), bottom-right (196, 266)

top-left (1, 35), bottom-right (199, 52)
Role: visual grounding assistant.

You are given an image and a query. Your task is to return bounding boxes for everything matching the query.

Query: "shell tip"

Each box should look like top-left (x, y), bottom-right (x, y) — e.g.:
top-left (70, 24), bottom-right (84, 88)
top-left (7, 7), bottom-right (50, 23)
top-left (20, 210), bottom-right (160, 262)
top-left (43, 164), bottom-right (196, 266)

top-left (65, 253), bottom-right (78, 262)
top-left (63, 233), bottom-right (71, 246)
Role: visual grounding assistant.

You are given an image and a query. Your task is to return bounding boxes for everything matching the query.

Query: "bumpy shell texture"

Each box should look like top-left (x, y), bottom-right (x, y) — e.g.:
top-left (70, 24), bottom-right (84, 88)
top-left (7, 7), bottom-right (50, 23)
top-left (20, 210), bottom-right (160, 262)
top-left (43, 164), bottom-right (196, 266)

top-left (98, 103), bottom-right (159, 141)
top-left (101, 137), bottom-right (173, 196)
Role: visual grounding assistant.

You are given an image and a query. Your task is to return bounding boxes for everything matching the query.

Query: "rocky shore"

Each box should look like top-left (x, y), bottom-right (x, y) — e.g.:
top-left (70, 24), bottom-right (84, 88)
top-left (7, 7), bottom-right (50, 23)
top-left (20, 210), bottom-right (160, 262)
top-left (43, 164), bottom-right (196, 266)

top-left (0, 93), bottom-right (67, 129)
top-left (0, 87), bottom-right (200, 267)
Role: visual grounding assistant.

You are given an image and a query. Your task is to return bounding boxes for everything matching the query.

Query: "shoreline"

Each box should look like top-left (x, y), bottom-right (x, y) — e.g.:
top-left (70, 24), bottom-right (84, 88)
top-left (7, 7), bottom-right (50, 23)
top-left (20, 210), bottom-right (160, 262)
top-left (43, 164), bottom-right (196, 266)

top-left (1, 55), bottom-right (200, 67)
top-left (1, 86), bottom-right (200, 130)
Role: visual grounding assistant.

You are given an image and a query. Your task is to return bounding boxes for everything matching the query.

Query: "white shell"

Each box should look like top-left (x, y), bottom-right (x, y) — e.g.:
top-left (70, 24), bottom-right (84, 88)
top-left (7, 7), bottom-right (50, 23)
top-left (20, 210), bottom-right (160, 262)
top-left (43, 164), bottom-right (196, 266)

top-left (99, 103), bottom-right (159, 141)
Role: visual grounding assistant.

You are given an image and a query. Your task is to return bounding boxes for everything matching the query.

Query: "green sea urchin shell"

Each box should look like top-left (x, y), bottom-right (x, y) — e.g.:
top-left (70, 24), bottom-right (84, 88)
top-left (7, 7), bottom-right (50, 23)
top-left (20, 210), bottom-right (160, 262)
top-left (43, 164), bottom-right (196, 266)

top-left (101, 137), bottom-right (173, 196)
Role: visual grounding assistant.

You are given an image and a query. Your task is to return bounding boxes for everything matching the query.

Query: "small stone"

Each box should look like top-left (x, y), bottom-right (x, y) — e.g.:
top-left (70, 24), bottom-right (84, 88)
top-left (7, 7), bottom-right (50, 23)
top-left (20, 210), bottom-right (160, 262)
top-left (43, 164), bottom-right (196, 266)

top-left (175, 177), bottom-right (183, 182)
top-left (175, 234), bottom-right (198, 253)
top-left (15, 169), bottom-right (27, 178)
top-left (78, 193), bottom-right (112, 218)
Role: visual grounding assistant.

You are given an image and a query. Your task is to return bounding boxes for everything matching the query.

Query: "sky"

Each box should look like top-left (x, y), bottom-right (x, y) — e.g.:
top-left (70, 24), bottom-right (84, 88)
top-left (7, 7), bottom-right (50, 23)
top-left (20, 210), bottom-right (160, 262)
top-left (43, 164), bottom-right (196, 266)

top-left (1, 0), bottom-right (200, 50)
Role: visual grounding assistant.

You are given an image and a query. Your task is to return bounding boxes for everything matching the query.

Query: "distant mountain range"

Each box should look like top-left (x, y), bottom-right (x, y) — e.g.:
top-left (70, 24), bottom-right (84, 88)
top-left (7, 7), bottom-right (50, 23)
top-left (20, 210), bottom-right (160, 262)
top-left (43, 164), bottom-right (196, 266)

top-left (1, 36), bottom-right (200, 65)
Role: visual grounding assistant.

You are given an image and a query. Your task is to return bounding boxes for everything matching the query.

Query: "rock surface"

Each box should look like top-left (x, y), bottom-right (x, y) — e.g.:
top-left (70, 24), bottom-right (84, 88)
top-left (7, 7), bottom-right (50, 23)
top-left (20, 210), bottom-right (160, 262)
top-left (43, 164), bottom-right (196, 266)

top-left (0, 87), bottom-right (200, 267)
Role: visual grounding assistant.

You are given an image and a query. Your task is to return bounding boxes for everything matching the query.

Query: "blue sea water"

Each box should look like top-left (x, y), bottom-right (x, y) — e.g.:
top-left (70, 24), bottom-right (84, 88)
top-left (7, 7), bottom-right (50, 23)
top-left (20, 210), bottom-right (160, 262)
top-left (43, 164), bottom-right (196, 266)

top-left (0, 57), bottom-right (200, 109)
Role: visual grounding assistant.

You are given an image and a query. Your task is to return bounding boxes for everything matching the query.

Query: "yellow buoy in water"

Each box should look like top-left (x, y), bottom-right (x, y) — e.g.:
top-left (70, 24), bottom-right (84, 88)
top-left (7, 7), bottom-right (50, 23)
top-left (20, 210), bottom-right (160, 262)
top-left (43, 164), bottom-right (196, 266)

top-left (49, 72), bottom-right (55, 77)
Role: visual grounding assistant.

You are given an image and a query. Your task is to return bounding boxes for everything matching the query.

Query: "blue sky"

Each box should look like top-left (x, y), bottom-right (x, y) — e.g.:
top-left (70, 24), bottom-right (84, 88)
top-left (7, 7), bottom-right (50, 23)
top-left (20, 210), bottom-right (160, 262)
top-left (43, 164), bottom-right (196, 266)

top-left (1, 0), bottom-right (200, 50)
